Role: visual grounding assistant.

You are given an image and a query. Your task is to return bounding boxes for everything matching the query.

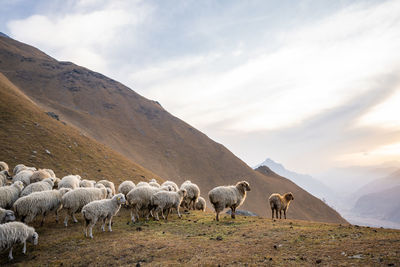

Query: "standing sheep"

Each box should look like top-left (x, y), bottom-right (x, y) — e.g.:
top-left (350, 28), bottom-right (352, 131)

top-left (161, 181), bottom-right (179, 192)
top-left (58, 175), bottom-right (81, 190)
top-left (0, 222), bottom-right (38, 260)
top-left (152, 189), bottom-right (187, 220)
top-left (29, 169), bottom-right (52, 183)
top-left (81, 193), bottom-right (126, 239)
top-left (208, 181), bottom-right (251, 221)
top-left (13, 188), bottom-right (71, 226)
top-left (269, 192), bottom-right (294, 219)
top-left (61, 187), bottom-right (110, 226)
top-left (195, 196), bottom-right (206, 212)
top-left (79, 179), bottom-right (96, 188)
top-left (180, 180), bottom-right (200, 210)
top-left (0, 181), bottom-right (24, 209)
top-left (12, 169), bottom-right (33, 186)
top-left (96, 180), bottom-right (116, 195)
top-left (118, 181), bottom-right (135, 197)
top-left (13, 164), bottom-right (36, 175)
top-left (0, 170), bottom-right (12, 187)
top-left (0, 208), bottom-right (16, 223)
top-left (20, 178), bottom-right (55, 197)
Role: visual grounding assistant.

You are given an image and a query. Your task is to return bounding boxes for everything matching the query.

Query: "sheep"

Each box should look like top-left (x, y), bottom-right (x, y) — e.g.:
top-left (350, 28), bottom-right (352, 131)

top-left (0, 181), bottom-right (24, 209)
top-left (161, 181), bottom-right (179, 192)
top-left (149, 178), bottom-right (160, 188)
top-left (42, 169), bottom-right (56, 178)
top-left (58, 175), bottom-right (81, 190)
top-left (208, 181), bottom-right (251, 221)
top-left (0, 170), bottom-right (12, 187)
top-left (152, 189), bottom-right (187, 220)
top-left (29, 169), bottom-right (52, 183)
top-left (0, 161), bottom-right (9, 172)
top-left (136, 181), bottom-right (150, 187)
top-left (61, 187), bottom-right (110, 226)
top-left (13, 188), bottom-right (71, 226)
top-left (96, 180), bottom-right (116, 195)
top-left (53, 177), bottom-right (61, 189)
top-left (126, 185), bottom-right (172, 223)
top-left (269, 192), bottom-right (294, 219)
top-left (180, 180), bottom-right (200, 210)
top-left (13, 164), bottom-right (36, 175)
top-left (82, 193), bottom-right (126, 239)
top-left (118, 180), bottom-right (135, 197)
top-left (79, 179), bottom-right (96, 188)
top-left (0, 208), bottom-right (16, 223)
top-left (0, 221), bottom-right (38, 260)
top-left (12, 169), bottom-right (33, 186)
top-left (20, 178), bottom-right (55, 197)
top-left (195, 196), bottom-right (206, 212)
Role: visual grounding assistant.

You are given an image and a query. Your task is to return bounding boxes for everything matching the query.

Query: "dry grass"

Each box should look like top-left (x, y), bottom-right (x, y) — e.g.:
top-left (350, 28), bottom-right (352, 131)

top-left (0, 209), bottom-right (399, 266)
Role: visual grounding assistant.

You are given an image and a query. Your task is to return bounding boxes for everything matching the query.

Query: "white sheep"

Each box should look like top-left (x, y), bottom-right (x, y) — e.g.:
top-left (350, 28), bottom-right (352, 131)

top-left (152, 189), bottom-right (187, 220)
top-left (20, 178), bottom-right (55, 197)
top-left (58, 175), bottom-right (81, 190)
top-left (82, 193), bottom-right (126, 239)
top-left (12, 169), bottom-right (33, 186)
top-left (30, 169), bottom-right (52, 183)
top-left (126, 185), bottom-right (171, 223)
top-left (195, 196), bottom-right (206, 212)
top-left (13, 164), bottom-right (36, 175)
top-left (269, 192), bottom-right (294, 219)
top-left (180, 180), bottom-right (200, 210)
top-left (0, 161), bottom-right (9, 172)
top-left (208, 181), bottom-right (251, 221)
top-left (149, 178), bottom-right (160, 188)
top-left (13, 188), bottom-right (71, 226)
top-left (0, 170), bottom-right (12, 187)
top-left (79, 179), bottom-right (96, 188)
top-left (96, 180), bottom-right (116, 195)
top-left (42, 168), bottom-right (56, 178)
top-left (161, 181), bottom-right (179, 192)
top-left (0, 181), bottom-right (24, 209)
top-left (136, 181), bottom-right (150, 187)
top-left (0, 221), bottom-right (38, 260)
top-left (61, 187), bottom-right (111, 226)
top-left (118, 180), bottom-right (135, 197)
top-left (0, 208), bottom-right (16, 223)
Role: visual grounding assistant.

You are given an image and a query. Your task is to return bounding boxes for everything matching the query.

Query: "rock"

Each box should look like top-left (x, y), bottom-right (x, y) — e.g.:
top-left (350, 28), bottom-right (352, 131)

top-left (225, 209), bottom-right (258, 217)
top-left (316, 259), bottom-right (322, 264)
top-left (348, 254), bottom-right (363, 259)
top-left (46, 111), bottom-right (60, 121)
top-left (45, 149), bottom-right (51, 155)
top-left (216, 236), bottom-right (223, 241)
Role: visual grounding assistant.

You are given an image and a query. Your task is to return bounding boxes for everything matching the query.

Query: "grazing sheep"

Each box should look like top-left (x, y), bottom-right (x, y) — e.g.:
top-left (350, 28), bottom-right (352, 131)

top-left (20, 178), bottom-right (55, 197)
top-left (152, 189), bottom-right (187, 220)
top-left (126, 186), bottom-right (171, 223)
top-left (53, 177), bottom-right (61, 189)
top-left (208, 181), bottom-right (251, 221)
top-left (195, 196), bottom-right (206, 212)
top-left (269, 192), bottom-right (294, 219)
top-left (79, 179), bottom-right (96, 188)
top-left (0, 181), bottom-right (24, 209)
top-left (58, 175), bottom-right (81, 190)
top-left (118, 181), bottom-right (135, 197)
top-left (0, 208), bottom-right (16, 223)
top-left (180, 180), bottom-right (200, 210)
top-left (29, 169), bottom-right (52, 183)
top-left (13, 188), bottom-right (71, 226)
top-left (0, 161), bottom-right (9, 172)
top-left (0, 170), bottom-right (12, 187)
top-left (42, 169), bottom-right (56, 178)
top-left (96, 180), bottom-right (116, 195)
top-left (12, 170), bottom-right (33, 186)
top-left (161, 181), bottom-right (179, 192)
top-left (82, 193), bottom-right (126, 239)
top-left (136, 181), bottom-right (150, 187)
top-left (0, 221), bottom-right (38, 260)
top-left (13, 164), bottom-right (36, 175)
top-left (61, 187), bottom-right (110, 226)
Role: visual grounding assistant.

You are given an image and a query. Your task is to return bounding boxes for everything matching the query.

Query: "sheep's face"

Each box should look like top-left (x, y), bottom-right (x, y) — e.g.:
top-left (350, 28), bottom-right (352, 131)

top-left (31, 232), bottom-right (39, 245)
top-left (180, 189), bottom-right (187, 197)
top-left (285, 193), bottom-right (294, 201)
top-left (3, 171), bottom-right (11, 179)
top-left (116, 194), bottom-right (126, 204)
top-left (4, 210), bottom-right (16, 222)
top-left (238, 181), bottom-right (251, 191)
top-left (14, 181), bottom-right (24, 191)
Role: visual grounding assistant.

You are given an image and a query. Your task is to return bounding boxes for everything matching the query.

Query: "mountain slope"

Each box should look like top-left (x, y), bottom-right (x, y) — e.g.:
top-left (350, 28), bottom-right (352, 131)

top-left (0, 72), bottom-right (158, 184)
top-left (0, 35), bottom-right (345, 223)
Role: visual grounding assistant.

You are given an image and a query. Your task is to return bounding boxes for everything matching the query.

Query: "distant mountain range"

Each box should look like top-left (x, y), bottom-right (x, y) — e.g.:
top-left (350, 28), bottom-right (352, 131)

top-left (0, 32), bottom-right (9, 38)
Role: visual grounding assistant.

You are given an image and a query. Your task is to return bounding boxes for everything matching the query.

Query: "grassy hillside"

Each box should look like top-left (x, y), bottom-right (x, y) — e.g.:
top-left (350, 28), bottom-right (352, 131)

top-left (0, 73), bottom-right (159, 184)
top-left (0, 36), bottom-right (346, 223)
top-left (0, 210), bottom-right (398, 266)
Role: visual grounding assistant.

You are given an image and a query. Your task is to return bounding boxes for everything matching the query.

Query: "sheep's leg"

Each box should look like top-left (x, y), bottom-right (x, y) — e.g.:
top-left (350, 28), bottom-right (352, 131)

top-left (177, 205), bottom-right (182, 219)
top-left (284, 209), bottom-right (287, 219)
top-left (165, 208), bottom-right (171, 220)
top-left (130, 209), bottom-right (136, 223)
top-left (8, 246), bottom-right (13, 261)
top-left (56, 206), bottom-right (62, 223)
top-left (22, 241), bottom-right (26, 254)
top-left (64, 213), bottom-right (69, 227)
top-left (72, 213), bottom-right (78, 223)
top-left (89, 219), bottom-right (97, 239)
top-left (271, 208), bottom-right (274, 219)
top-left (84, 218), bottom-right (89, 237)
top-left (275, 209), bottom-right (278, 219)
top-left (108, 217), bottom-right (113, 232)
top-left (216, 211), bottom-right (220, 221)
top-left (231, 207), bottom-right (236, 219)
top-left (40, 212), bottom-right (47, 226)
top-left (154, 207), bottom-right (160, 221)
top-left (279, 210), bottom-right (282, 219)
top-left (101, 218), bottom-right (106, 231)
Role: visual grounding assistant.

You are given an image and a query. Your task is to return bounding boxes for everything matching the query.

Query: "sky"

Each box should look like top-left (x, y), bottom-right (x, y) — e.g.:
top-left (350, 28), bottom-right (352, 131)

top-left (1, 0), bottom-right (400, 175)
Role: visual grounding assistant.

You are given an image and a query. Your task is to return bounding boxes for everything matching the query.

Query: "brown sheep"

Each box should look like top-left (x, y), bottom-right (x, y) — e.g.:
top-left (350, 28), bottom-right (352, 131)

top-left (268, 192), bottom-right (294, 219)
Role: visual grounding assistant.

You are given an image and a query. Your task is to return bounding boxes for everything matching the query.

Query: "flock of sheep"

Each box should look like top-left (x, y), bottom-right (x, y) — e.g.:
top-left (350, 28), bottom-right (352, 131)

top-left (0, 161), bottom-right (295, 261)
